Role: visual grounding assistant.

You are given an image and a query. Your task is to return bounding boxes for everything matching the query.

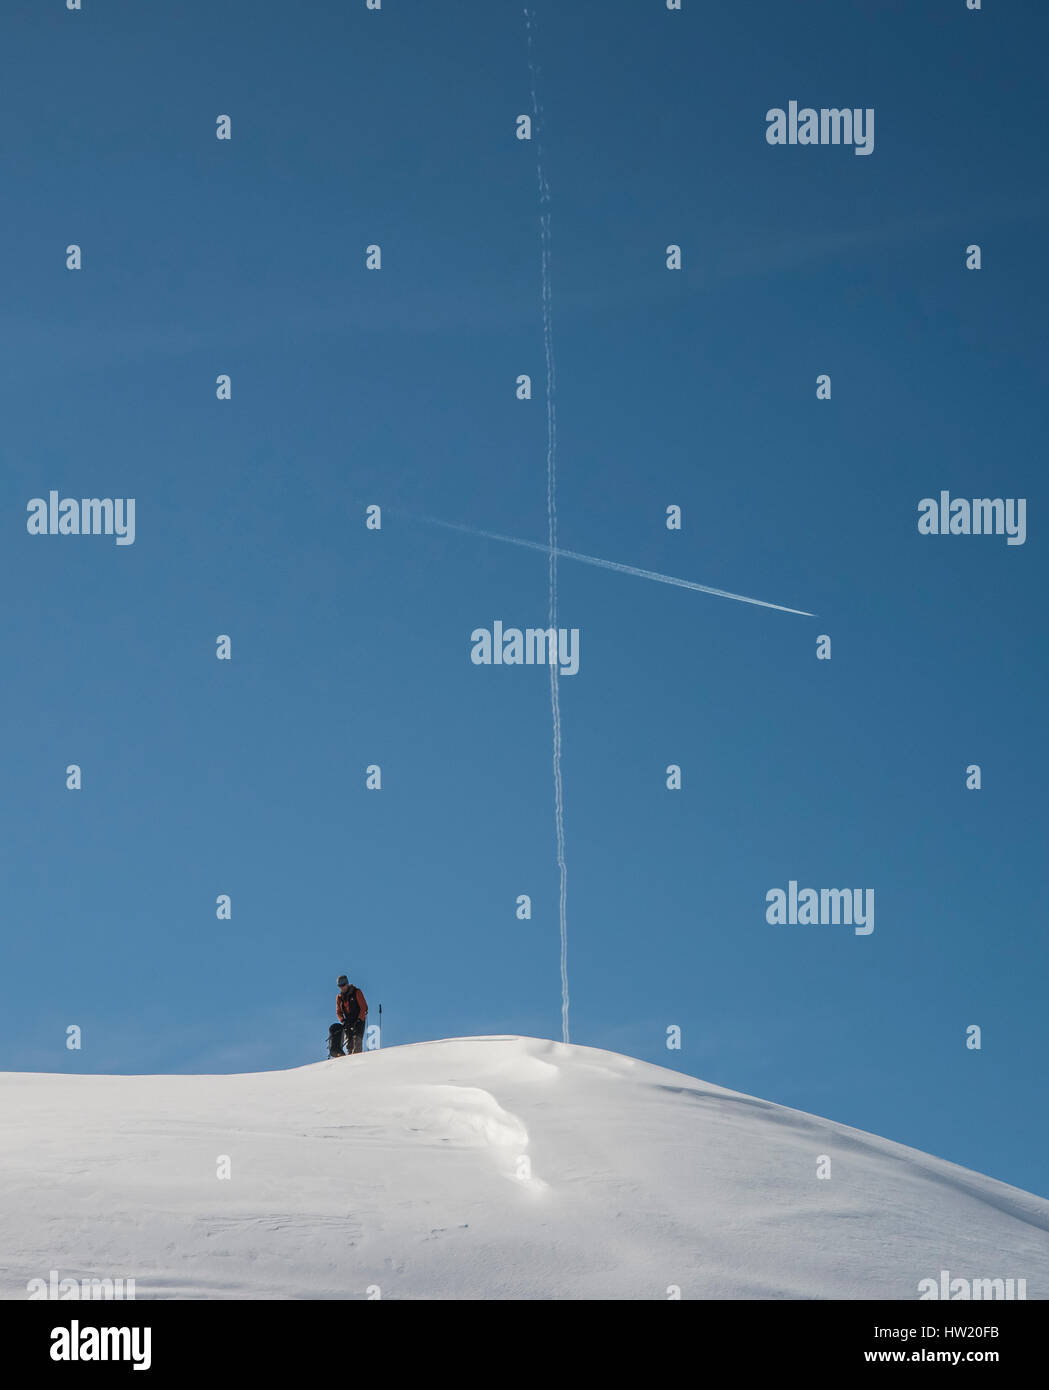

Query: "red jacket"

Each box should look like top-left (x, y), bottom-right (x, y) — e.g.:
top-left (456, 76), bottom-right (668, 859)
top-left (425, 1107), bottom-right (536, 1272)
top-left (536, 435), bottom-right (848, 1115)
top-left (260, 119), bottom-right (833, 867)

top-left (337, 985), bottom-right (367, 1026)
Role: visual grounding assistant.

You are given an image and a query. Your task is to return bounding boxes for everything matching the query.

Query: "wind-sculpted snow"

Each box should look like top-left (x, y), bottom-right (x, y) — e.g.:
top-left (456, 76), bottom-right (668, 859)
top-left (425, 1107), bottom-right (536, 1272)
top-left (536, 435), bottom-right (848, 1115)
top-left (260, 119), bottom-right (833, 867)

top-left (397, 1084), bottom-right (530, 1152)
top-left (1, 1037), bottom-right (1046, 1300)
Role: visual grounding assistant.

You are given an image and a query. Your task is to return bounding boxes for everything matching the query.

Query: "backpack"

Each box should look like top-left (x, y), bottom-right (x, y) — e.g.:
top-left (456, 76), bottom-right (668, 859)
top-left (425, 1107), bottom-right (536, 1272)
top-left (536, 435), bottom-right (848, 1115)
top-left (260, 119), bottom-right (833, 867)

top-left (340, 986), bottom-right (361, 1026)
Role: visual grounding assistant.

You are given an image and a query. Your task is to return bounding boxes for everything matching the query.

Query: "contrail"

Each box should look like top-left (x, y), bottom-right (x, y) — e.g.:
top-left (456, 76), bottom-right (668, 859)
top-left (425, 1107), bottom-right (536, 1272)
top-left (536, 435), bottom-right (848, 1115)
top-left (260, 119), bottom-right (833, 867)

top-left (525, 6), bottom-right (570, 1047)
top-left (411, 515), bottom-right (816, 618)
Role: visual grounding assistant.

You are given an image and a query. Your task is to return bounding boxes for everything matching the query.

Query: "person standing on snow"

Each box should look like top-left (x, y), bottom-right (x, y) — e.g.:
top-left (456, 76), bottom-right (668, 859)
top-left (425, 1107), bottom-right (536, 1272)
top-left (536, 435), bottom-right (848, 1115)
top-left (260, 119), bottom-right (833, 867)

top-left (330, 975), bottom-right (368, 1056)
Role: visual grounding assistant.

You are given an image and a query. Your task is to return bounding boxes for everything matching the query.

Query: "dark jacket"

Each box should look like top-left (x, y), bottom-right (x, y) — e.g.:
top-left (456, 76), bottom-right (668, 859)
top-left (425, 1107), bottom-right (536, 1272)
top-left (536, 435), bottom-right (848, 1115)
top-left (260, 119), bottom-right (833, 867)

top-left (337, 985), bottom-right (368, 1027)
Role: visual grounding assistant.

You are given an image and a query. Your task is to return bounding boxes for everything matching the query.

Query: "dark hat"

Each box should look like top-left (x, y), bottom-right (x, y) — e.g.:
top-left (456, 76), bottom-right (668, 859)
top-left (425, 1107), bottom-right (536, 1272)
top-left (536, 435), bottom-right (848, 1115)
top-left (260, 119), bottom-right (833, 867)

top-left (337, 975), bottom-right (349, 987)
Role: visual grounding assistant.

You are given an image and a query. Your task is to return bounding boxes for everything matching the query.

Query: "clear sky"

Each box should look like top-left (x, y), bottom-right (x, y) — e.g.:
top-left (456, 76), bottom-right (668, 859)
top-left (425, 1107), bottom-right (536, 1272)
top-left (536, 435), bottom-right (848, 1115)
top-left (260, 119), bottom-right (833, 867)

top-left (1, 0), bottom-right (1046, 1200)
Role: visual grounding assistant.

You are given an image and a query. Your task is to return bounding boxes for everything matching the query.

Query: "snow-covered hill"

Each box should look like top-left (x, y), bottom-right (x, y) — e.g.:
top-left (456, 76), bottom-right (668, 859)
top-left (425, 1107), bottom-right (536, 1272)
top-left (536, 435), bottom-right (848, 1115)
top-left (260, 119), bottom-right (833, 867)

top-left (2, 1036), bottom-right (1046, 1299)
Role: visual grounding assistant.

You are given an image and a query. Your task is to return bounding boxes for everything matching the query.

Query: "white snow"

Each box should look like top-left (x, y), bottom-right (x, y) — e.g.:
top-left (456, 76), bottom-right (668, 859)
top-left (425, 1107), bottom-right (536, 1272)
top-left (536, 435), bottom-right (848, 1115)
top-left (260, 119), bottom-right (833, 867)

top-left (2, 1036), bottom-right (1046, 1299)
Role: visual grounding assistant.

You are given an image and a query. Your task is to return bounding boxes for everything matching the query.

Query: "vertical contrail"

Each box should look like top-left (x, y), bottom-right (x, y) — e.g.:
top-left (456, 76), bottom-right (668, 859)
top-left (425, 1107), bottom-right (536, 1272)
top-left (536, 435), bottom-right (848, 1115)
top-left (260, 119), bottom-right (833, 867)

top-left (526, 7), bottom-right (570, 1046)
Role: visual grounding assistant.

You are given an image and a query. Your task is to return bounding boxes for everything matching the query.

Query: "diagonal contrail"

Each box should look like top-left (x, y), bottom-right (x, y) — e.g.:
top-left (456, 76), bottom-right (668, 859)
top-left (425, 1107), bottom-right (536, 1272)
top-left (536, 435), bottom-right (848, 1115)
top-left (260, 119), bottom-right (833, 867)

top-left (411, 514), bottom-right (815, 618)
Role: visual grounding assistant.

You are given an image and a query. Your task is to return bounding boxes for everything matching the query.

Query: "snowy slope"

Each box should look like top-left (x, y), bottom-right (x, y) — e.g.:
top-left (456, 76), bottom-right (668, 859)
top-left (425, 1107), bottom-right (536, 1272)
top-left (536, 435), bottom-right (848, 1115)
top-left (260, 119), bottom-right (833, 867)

top-left (2, 1036), bottom-right (1046, 1300)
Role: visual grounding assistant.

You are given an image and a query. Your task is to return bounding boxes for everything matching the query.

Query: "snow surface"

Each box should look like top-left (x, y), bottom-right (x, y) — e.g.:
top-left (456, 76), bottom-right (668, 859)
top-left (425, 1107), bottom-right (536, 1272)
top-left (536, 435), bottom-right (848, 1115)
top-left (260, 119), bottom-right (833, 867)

top-left (2, 1036), bottom-right (1047, 1299)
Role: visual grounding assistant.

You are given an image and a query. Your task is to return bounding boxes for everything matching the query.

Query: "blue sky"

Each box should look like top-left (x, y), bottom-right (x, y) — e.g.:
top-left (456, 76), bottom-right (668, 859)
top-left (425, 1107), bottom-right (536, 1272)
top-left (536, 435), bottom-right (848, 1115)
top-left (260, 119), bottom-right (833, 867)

top-left (1, 0), bottom-right (1046, 1199)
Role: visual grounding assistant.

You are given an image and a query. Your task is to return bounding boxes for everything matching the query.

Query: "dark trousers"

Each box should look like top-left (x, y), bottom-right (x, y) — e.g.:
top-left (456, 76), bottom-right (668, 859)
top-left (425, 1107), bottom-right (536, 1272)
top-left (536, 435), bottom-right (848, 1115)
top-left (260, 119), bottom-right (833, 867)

top-left (329, 1020), bottom-right (364, 1056)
